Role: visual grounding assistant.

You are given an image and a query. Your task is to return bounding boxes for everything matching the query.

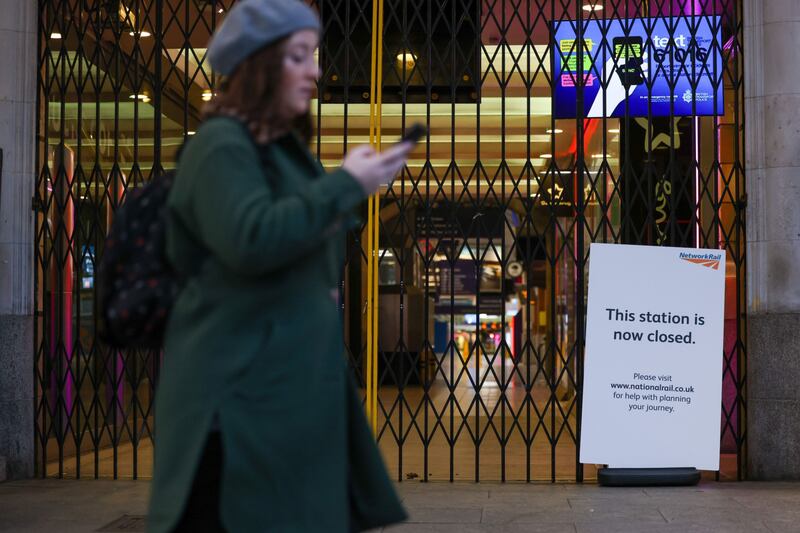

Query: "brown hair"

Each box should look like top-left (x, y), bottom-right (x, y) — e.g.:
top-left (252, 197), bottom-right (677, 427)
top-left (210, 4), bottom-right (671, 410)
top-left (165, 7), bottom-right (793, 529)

top-left (203, 38), bottom-right (313, 144)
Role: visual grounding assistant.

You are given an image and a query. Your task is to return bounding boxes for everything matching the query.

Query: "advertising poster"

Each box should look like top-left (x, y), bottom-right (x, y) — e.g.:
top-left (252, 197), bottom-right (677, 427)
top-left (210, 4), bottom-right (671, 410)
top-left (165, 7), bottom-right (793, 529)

top-left (554, 16), bottom-right (724, 118)
top-left (579, 243), bottom-right (726, 471)
top-left (81, 245), bottom-right (95, 290)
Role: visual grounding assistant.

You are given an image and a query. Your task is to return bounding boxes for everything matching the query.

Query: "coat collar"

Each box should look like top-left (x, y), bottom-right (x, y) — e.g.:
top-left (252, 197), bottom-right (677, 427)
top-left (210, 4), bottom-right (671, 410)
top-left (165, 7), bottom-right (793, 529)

top-left (264, 131), bottom-right (323, 177)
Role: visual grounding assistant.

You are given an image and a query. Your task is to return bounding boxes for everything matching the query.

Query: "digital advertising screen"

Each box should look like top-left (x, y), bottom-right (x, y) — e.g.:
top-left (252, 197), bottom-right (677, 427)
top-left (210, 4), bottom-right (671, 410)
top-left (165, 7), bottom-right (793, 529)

top-left (81, 245), bottom-right (95, 290)
top-left (553, 16), bottom-right (724, 118)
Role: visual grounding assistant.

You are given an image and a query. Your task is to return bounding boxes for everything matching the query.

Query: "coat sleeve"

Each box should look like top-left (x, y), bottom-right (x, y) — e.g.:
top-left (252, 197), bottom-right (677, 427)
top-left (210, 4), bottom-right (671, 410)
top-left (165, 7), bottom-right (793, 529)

top-left (188, 139), bottom-right (365, 276)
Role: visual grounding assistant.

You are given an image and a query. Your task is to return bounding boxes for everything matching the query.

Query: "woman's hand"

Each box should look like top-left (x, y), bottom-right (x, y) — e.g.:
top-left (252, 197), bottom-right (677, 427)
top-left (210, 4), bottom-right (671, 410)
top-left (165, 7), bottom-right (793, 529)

top-left (342, 142), bottom-right (414, 195)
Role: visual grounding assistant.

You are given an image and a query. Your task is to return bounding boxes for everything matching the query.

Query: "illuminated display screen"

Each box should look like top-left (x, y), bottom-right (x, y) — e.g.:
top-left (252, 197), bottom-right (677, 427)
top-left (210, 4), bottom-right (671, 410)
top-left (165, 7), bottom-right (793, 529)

top-left (553, 16), bottom-right (725, 118)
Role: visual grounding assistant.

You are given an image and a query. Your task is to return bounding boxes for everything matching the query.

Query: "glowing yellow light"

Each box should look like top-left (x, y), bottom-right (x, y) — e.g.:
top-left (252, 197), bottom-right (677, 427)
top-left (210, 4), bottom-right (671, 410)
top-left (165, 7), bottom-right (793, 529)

top-left (119, 4), bottom-right (137, 26)
top-left (396, 51), bottom-right (416, 69)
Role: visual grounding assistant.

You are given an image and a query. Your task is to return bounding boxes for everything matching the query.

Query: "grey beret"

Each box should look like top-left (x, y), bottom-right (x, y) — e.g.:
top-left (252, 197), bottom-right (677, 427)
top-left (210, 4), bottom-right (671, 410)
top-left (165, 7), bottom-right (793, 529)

top-left (207, 0), bottom-right (320, 76)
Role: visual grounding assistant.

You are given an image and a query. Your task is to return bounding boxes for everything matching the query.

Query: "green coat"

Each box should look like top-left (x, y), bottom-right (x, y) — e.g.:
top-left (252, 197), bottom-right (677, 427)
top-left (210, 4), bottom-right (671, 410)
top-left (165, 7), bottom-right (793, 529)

top-left (148, 117), bottom-right (406, 532)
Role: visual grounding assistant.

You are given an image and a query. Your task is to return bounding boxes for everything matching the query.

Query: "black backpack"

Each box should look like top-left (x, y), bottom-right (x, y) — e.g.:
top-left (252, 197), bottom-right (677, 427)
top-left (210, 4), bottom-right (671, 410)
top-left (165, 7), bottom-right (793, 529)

top-left (97, 171), bottom-right (178, 349)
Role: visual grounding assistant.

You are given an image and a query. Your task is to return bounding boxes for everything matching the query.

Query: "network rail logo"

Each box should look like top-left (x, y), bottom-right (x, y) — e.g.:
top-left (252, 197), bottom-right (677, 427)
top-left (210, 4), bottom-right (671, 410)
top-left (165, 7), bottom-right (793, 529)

top-left (679, 252), bottom-right (722, 270)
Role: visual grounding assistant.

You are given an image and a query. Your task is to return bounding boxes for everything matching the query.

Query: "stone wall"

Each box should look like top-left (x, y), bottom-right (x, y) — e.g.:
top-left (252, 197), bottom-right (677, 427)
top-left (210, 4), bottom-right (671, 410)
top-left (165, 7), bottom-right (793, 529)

top-left (0, 0), bottom-right (37, 480)
top-left (745, 0), bottom-right (800, 480)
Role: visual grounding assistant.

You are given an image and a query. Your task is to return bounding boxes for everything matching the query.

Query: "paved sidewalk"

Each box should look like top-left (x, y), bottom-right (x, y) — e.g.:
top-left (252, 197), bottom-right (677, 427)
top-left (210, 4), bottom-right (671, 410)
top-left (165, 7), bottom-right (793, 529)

top-left (1, 479), bottom-right (799, 532)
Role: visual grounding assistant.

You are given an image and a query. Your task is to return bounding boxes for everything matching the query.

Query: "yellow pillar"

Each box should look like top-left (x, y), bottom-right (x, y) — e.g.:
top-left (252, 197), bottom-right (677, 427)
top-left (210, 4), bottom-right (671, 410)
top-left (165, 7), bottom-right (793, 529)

top-left (365, 0), bottom-right (384, 435)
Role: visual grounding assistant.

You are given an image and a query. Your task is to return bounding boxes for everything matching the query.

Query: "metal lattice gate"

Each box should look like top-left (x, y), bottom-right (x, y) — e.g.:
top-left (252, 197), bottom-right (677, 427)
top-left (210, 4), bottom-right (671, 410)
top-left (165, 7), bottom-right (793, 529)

top-left (36, 0), bottom-right (746, 481)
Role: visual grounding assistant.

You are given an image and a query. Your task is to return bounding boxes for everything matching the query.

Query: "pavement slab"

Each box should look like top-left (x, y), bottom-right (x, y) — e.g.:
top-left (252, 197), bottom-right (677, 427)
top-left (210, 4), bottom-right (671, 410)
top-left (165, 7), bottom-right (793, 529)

top-left (0, 479), bottom-right (798, 532)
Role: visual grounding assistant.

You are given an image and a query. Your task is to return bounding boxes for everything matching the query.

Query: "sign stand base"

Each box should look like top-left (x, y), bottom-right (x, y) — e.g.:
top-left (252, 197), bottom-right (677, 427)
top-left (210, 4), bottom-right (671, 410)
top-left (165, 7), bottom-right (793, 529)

top-left (598, 467), bottom-right (701, 487)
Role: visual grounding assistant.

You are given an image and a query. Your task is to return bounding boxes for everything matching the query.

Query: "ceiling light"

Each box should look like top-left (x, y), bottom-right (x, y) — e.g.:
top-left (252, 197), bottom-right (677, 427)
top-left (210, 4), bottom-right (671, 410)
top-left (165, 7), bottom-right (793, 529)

top-left (592, 154), bottom-right (605, 158)
top-left (583, 3), bottom-right (603, 11)
top-left (201, 90), bottom-right (214, 102)
top-left (539, 154), bottom-right (553, 159)
top-left (129, 30), bottom-right (152, 37)
top-left (187, 131), bottom-right (196, 136)
top-left (129, 93), bottom-right (150, 103)
top-left (218, 7), bottom-right (224, 14)
top-left (396, 51), bottom-right (416, 69)
top-left (546, 129), bottom-right (563, 134)
top-left (50, 32), bottom-right (62, 39)
top-left (608, 128), bottom-right (620, 134)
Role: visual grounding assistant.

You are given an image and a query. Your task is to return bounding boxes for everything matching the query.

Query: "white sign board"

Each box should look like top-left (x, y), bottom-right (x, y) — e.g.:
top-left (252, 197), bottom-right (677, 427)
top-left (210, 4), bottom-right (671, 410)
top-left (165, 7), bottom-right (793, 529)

top-left (580, 243), bottom-right (726, 471)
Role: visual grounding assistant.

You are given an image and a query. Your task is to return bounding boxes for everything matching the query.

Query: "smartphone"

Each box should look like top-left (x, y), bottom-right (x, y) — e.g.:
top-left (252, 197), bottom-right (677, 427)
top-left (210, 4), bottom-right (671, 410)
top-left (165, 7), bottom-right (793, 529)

top-left (400, 123), bottom-right (427, 144)
top-left (612, 36), bottom-right (645, 88)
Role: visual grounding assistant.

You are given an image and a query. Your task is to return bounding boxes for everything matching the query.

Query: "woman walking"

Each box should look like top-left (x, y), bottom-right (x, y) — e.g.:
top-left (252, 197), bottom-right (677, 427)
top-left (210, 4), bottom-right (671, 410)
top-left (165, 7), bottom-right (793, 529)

top-left (147, 1), bottom-right (412, 531)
